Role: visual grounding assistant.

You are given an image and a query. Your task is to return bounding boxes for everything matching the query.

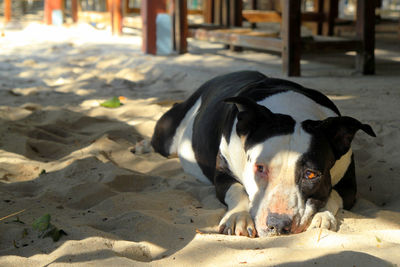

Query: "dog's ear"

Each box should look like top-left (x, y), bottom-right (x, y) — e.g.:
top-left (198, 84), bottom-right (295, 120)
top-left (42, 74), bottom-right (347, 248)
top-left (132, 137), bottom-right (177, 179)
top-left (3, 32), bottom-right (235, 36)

top-left (224, 96), bottom-right (273, 136)
top-left (308, 116), bottom-right (376, 159)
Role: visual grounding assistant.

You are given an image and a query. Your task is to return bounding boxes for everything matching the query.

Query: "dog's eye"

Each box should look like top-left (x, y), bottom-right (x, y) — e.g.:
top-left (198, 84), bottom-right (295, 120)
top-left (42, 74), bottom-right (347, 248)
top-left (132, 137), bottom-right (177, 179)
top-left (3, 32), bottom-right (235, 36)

top-left (256, 165), bottom-right (264, 173)
top-left (305, 170), bottom-right (319, 179)
top-left (254, 164), bottom-right (267, 177)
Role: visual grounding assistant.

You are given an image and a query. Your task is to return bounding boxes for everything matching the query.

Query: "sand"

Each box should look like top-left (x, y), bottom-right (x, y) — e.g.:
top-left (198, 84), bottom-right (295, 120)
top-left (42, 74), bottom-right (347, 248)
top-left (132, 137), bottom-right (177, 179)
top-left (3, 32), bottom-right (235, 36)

top-left (0, 22), bottom-right (399, 266)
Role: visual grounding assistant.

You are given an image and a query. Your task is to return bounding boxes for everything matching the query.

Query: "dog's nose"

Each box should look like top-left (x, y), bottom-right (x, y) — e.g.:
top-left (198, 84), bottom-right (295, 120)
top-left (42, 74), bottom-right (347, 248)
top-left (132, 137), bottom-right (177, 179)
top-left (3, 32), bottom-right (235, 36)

top-left (266, 213), bottom-right (292, 235)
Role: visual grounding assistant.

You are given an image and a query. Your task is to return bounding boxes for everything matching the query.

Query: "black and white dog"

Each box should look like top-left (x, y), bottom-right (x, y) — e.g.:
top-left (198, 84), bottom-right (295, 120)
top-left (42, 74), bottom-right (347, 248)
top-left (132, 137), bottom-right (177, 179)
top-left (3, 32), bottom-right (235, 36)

top-left (151, 71), bottom-right (375, 237)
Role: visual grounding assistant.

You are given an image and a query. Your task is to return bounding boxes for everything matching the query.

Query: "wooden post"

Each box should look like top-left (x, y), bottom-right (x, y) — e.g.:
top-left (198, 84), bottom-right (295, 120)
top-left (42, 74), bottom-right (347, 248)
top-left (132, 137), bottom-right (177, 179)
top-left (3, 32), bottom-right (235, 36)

top-left (71, 0), bottom-right (78, 23)
top-left (222, 0), bottom-right (230, 27)
top-left (322, 0), bottom-right (338, 36)
top-left (356, 0), bottom-right (375, 74)
top-left (250, 0), bottom-right (257, 29)
top-left (44, 0), bottom-right (63, 25)
top-left (313, 0), bottom-right (323, 35)
top-left (173, 0), bottom-right (188, 54)
top-left (204, 0), bottom-right (214, 23)
top-left (214, 0), bottom-right (222, 25)
top-left (230, 0), bottom-right (243, 51)
top-left (230, 0), bottom-right (242, 27)
top-left (282, 0), bottom-right (301, 76)
top-left (4, 0), bottom-right (11, 23)
top-left (141, 0), bottom-right (167, 54)
top-left (111, 0), bottom-right (123, 35)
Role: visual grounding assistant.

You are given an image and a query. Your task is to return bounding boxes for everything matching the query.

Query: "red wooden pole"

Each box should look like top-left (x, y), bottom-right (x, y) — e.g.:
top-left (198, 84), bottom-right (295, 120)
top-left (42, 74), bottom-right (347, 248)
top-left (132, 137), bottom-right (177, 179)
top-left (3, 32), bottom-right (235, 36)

top-left (141, 0), bottom-right (167, 54)
top-left (4, 0), bottom-right (11, 23)
top-left (173, 0), bottom-right (188, 54)
top-left (71, 0), bottom-right (78, 23)
top-left (111, 0), bottom-right (123, 35)
top-left (44, 0), bottom-right (63, 25)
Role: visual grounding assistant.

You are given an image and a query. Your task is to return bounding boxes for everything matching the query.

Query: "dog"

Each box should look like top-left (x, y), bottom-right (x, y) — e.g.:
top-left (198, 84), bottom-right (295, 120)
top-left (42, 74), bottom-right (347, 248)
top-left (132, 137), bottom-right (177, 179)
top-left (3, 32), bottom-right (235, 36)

top-left (151, 71), bottom-right (375, 237)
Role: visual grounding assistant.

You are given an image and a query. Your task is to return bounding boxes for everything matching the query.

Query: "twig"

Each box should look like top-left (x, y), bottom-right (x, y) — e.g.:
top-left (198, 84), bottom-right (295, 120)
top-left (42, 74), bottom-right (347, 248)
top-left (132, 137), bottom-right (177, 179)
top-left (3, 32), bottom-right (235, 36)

top-left (317, 228), bottom-right (323, 242)
top-left (0, 209), bottom-right (26, 221)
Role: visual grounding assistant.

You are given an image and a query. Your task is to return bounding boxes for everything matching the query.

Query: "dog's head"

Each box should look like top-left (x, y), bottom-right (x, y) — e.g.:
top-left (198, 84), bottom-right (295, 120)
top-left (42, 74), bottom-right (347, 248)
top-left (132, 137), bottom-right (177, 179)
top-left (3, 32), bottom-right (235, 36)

top-left (225, 96), bottom-right (375, 237)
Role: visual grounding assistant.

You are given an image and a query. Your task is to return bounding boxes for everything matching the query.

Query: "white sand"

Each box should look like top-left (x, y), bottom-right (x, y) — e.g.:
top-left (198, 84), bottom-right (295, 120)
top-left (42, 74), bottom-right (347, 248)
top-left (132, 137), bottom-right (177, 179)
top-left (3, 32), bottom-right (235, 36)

top-left (0, 22), bottom-right (399, 266)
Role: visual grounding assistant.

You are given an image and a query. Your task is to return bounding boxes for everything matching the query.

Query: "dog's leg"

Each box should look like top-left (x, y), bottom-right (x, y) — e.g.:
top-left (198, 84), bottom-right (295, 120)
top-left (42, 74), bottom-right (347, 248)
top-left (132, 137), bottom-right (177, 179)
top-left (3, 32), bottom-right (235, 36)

top-left (333, 155), bottom-right (357, 210)
top-left (215, 170), bottom-right (257, 237)
top-left (309, 154), bottom-right (356, 231)
top-left (308, 189), bottom-right (343, 231)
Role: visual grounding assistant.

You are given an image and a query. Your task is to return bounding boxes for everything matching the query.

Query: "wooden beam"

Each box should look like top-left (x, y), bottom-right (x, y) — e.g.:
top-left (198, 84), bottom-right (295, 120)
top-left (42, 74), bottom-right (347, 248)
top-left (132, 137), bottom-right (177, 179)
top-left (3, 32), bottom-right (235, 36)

top-left (141, 0), bottom-right (167, 54)
top-left (111, 0), bottom-right (123, 35)
top-left (44, 0), bottom-right (63, 25)
top-left (203, 0), bottom-right (214, 23)
top-left (281, 0), bottom-right (301, 76)
top-left (230, 0), bottom-right (242, 27)
top-left (221, 0), bottom-right (229, 26)
top-left (242, 10), bottom-right (281, 23)
top-left (243, 10), bottom-right (324, 24)
top-left (214, 0), bottom-right (222, 25)
top-left (356, 0), bottom-right (375, 74)
top-left (322, 0), bottom-right (338, 36)
top-left (302, 37), bottom-right (362, 53)
top-left (190, 28), bottom-right (282, 52)
top-left (4, 0), bottom-right (11, 23)
top-left (71, 0), bottom-right (78, 23)
top-left (229, 0), bottom-right (243, 51)
top-left (313, 0), bottom-right (323, 34)
top-left (173, 0), bottom-right (188, 54)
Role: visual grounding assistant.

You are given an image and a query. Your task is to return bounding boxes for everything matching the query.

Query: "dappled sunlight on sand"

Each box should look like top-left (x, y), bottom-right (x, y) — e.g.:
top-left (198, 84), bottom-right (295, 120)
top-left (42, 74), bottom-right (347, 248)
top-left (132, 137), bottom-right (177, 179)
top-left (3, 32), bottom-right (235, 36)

top-left (1, 22), bottom-right (400, 266)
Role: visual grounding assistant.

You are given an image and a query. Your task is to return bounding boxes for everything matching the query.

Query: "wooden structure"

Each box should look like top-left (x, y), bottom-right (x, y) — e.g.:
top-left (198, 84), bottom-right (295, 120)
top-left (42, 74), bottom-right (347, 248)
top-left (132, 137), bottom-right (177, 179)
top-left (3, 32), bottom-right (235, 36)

top-left (111, 0), bottom-right (123, 35)
top-left (140, 0), bottom-right (188, 54)
top-left (189, 0), bottom-right (376, 76)
top-left (44, 0), bottom-right (63, 25)
top-left (141, 0), bottom-right (167, 54)
top-left (1, 0), bottom-right (378, 76)
top-left (4, 0), bottom-right (11, 23)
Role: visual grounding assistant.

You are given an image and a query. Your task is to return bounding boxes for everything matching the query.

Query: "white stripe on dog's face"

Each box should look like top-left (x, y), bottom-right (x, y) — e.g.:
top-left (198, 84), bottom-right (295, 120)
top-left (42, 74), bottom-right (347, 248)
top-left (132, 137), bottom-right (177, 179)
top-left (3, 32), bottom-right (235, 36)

top-left (243, 124), bottom-right (312, 236)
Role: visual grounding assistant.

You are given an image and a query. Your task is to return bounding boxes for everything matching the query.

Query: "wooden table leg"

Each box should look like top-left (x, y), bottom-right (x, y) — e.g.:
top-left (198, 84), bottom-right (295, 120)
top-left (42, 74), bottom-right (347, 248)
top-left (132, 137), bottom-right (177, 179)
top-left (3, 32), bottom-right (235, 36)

top-left (4, 0), bottom-right (11, 23)
top-left (173, 0), bottom-right (188, 54)
top-left (222, 0), bottom-right (229, 27)
top-left (141, 0), bottom-right (167, 54)
top-left (204, 0), bottom-right (214, 24)
top-left (214, 0), bottom-right (222, 25)
top-left (322, 0), bottom-right (338, 36)
top-left (71, 0), bottom-right (78, 23)
top-left (111, 0), bottom-right (123, 35)
top-left (356, 0), bottom-right (375, 74)
top-left (249, 0), bottom-right (257, 29)
top-left (229, 0), bottom-right (243, 52)
top-left (44, 0), bottom-right (63, 25)
top-left (314, 0), bottom-right (323, 35)
top-left (282, 0), bottom-right (301, 76)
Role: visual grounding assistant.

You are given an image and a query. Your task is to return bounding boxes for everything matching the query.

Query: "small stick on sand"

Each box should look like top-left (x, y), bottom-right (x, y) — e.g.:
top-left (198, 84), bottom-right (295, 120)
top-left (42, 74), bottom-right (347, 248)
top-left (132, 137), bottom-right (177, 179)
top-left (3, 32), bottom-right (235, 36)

top-left (317, 228), bottom-right (323, 242)
top-left (0, 209), bottom-right (26, 221)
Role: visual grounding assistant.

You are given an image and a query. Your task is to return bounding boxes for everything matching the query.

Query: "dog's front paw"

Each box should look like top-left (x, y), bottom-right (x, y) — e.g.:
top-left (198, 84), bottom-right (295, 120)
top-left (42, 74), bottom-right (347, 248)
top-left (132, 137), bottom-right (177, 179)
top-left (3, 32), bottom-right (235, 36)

top-left (308, 210), bottom-right (337, 231)
top-left (219, 210), bottom-right (257, 238)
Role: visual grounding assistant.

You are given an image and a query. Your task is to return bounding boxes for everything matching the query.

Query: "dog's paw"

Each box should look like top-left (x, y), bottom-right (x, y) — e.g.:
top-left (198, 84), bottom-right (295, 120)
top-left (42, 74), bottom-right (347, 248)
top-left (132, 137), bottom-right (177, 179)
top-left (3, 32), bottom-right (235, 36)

top-left (308, 210), bottom-right (337, 231)
top-left (132, 139), bottom-right (153, 155)
top-left (219, 210), bottom-right (257, 238)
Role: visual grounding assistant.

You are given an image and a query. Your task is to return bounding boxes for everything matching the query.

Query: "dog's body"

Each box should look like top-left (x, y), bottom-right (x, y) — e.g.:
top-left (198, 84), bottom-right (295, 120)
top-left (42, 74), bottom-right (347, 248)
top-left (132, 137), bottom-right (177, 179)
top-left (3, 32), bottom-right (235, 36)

top-left (152, 71), bottom-right (375, 237)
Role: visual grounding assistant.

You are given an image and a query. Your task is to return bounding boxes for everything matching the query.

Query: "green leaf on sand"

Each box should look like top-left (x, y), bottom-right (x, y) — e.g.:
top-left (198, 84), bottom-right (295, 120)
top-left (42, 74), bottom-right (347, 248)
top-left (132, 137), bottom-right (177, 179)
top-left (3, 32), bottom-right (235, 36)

top-left (43, 228), bottom-right (68, 242)
top-left (100, 96), bottom-right (122, 108)
top-left (32, 214), bottom-right (51, 231)
top-left (32, 214), bottom-right (67, 242)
